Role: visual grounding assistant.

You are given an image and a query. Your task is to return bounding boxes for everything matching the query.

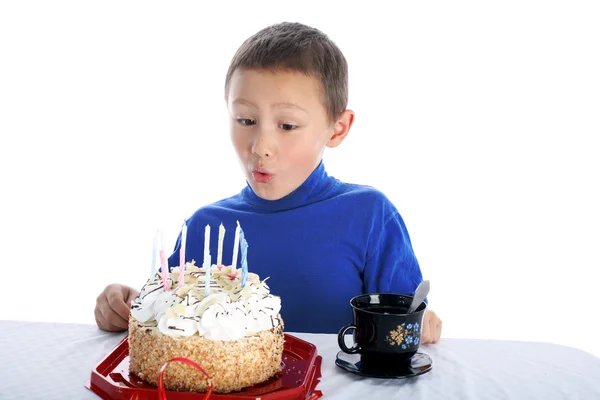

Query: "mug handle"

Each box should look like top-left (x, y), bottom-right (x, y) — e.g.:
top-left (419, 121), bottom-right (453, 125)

top-left (338, 324), bottom-right (360, 354)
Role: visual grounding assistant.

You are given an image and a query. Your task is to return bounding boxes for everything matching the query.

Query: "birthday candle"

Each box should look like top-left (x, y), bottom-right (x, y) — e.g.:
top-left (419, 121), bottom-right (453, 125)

top-left (150, 230), bottom-right (158, 280)
top-left (159, 229), bottom-right (170, 291)
top-left (203, 224), bottom-right (211, 296)
top-left (231, 221), bottom-right (240, 271)
top-left (217, 223), bottom-right (225, 266)
top-left (178, 220), bottom-right (187, 287)
top-left (240, 228), bottom-right (249, 287)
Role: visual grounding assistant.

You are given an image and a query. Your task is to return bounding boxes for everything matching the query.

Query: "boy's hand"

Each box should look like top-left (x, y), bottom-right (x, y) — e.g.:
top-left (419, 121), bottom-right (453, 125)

top-left (421, 309), bottom-right (442, 344)
top-left (95, 284), bottom-right (139, 332)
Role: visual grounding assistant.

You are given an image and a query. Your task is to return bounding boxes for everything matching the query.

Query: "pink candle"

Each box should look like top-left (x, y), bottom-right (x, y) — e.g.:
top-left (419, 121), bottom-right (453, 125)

top-left (160, 229), bottom-right (170, 291)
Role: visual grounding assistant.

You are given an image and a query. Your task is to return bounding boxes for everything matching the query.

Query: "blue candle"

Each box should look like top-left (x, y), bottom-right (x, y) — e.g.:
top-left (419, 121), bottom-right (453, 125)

top-left (239, 228), bottom-right (249, 287)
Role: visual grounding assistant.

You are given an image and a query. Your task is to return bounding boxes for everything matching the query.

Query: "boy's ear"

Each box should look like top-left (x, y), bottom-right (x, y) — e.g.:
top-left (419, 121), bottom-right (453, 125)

top-left (326, 109), bottom-right (355, 148)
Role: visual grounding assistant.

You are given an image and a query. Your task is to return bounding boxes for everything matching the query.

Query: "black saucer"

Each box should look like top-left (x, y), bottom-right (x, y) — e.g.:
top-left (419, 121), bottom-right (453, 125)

top-left (335, 351), bottom-right (433, 379)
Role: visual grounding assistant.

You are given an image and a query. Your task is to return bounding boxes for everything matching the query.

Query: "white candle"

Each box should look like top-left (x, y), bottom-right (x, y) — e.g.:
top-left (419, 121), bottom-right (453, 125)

top-left (203, 224), bottom-right (211, 295)
top-left (150, 230), bottom-right (158, 280)
top-left (217, 223), bottom-right (225, 266)
top-left (231, 221), bottom-right (241, 271)
top-left (203, 224), bottom-right (211, 268)
top-left (178, 220), bottom-right (187, 287)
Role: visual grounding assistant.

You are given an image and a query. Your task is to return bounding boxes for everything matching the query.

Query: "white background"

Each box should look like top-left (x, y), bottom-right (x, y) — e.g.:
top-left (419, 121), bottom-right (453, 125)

top-left (1, 1), bottom-right (599, 357)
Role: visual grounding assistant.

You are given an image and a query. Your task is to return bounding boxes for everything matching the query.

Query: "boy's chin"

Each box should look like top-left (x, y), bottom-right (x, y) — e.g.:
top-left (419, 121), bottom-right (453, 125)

top-left (251, 184), bottom-right (293, 201)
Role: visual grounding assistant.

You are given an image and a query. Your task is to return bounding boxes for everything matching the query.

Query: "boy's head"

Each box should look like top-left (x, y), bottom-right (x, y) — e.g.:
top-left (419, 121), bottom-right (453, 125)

top-left (224, 22), bottom-right (355, 201)
top-left (225, 22), bottom-right (348, 123)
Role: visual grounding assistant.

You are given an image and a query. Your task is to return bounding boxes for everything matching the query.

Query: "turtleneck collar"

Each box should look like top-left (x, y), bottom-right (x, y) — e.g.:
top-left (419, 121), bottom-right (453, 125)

top-left (241, 160), bottom-right (334, 213)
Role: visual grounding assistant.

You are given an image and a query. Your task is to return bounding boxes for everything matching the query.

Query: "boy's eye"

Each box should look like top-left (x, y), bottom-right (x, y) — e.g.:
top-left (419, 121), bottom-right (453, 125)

top-left (279, 123), bottom-right (297, 131)
top-left (237, 118), bottom-right (256, 126)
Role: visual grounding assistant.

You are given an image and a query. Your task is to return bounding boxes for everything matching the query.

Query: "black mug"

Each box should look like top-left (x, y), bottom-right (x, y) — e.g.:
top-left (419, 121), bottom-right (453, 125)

top-left (338, 293), bottom-right (427, 369)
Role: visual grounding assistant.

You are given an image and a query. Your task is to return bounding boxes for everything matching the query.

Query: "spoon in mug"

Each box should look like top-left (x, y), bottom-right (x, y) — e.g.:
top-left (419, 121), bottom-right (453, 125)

top-left (406, 280), bottom-right (430, 314)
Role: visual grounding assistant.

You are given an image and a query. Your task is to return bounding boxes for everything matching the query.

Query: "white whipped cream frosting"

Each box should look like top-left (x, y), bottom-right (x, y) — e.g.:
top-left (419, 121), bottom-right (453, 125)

top-left (131, 263), bottom-right (282, 341)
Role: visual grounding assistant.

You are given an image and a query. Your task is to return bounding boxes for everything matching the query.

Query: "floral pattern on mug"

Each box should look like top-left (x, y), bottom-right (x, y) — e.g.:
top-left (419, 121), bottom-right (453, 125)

top-left (386, 322), bottom-right (421, 348)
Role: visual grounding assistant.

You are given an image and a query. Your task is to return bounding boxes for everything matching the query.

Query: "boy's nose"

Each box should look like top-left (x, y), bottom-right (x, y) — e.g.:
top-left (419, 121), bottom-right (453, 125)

top-left (252, 134), bottom-right (275, 158)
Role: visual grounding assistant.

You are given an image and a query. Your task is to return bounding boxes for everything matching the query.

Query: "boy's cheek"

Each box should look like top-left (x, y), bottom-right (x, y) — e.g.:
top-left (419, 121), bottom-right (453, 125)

top-left (230, 132), bottom-right (250, 149)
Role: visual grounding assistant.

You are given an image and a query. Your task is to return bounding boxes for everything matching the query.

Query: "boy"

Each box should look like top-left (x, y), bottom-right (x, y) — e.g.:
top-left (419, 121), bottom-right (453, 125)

top-left (95, 22), bottom-right (442, 343)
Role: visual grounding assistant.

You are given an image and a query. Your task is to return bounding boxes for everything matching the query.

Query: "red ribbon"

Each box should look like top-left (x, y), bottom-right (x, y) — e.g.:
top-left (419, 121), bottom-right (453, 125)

top-left (129, 358), bottom-right (320, 400)
top-left (157, 357), bottom-right (214, 400)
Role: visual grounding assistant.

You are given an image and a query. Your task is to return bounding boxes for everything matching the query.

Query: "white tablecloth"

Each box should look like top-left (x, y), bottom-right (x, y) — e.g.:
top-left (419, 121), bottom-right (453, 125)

top-left (2, 320), bottom-right (600, 399)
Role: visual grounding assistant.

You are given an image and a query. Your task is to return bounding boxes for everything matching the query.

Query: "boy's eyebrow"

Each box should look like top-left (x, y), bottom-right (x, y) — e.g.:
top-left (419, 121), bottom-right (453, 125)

top-left (273, 102), bottom-right (308, 114)
top-left (232, 98), bottom-right (308, 114)
top-left (231, 98), bottom-right (257, 108)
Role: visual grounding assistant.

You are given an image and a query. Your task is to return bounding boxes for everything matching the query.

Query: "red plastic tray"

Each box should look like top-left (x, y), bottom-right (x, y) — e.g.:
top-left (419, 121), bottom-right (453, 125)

top-left (86, 334), bottom-right (323, 400)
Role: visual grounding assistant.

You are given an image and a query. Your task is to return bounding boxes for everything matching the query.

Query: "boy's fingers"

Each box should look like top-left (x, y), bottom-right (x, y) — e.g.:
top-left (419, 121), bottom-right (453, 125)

top-left (417, 310), bottom-right (442, 344)
top-left (429, 315), bottom-right (442, 343)
top-left (100, 303), bottom-right (128, 330)
top-left (103, 292), bottom-right (129, 328)
top-left (95, 307), bottom-right (125, 332)
top-left (435, 319), bottom-right (443, 342)
top-left (107, 288), bottom-right (131, 320)
top-left (124, 287), bottom-right (140, 308)
top-left (421, 315), bottom-right (432, 344)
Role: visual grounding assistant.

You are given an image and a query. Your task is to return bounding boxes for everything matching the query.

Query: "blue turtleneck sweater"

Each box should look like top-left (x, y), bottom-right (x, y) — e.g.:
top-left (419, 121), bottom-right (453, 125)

top-left (167, 162), bottom-right (423, 333)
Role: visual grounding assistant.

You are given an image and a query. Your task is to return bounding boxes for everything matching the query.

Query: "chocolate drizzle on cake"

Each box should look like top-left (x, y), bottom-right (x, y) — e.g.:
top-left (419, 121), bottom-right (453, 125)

top-left (168, 326), bottom-right (184, 331)
top-left (235, 306), bottom-right (247, 316)
top-left (140, 284), bottom-right (162, 299)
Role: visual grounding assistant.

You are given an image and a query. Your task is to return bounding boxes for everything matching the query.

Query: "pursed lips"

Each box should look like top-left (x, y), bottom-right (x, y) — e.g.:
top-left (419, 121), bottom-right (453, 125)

top-left (251, 167), bottom-right (273, 183)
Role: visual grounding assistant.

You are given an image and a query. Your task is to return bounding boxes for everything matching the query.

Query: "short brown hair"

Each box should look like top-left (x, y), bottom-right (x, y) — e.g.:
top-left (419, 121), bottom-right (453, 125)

top-left (224, 22), bottom-right (348, 122)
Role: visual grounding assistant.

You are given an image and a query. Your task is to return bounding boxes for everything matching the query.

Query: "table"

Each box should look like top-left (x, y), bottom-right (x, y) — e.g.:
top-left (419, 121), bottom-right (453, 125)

top-left (2, 321), bottom-right (600, 399)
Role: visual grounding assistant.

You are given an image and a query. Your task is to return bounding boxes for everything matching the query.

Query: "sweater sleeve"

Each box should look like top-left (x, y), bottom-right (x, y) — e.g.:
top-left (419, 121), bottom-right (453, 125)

top-left (363, 210), bottom-right (423, 296)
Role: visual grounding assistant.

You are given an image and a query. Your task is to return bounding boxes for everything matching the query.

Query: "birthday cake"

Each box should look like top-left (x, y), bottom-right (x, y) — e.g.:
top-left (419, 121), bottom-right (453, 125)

top-left (128, 223), bottom-right (285, 393)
